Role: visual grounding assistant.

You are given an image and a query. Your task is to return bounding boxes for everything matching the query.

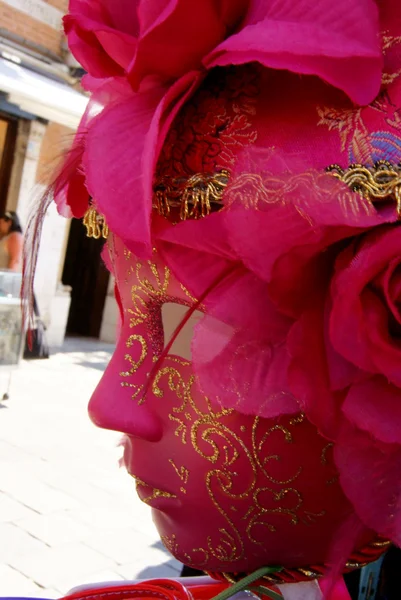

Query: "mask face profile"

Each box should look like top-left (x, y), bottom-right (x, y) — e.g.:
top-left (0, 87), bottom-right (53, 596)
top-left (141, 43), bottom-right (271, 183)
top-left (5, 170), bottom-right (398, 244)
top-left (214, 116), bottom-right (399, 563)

top-left (88, 236), bottom-right (376, 574)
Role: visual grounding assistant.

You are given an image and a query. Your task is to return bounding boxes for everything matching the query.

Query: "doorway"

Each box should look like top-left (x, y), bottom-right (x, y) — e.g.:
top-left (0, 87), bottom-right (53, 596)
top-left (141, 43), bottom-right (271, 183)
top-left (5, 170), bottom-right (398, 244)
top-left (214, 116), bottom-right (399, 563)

top-left (62, 218), bottom-right (109, 338)
top-left (0, 114), bottom-right (18, 214)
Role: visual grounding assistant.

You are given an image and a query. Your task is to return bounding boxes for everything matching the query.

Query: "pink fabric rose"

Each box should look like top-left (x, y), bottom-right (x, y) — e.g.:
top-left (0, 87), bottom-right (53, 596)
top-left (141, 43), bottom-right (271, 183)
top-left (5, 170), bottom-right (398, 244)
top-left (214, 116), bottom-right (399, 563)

top-left (64, 0), bottom-right (139, 78)
top-left (308, 226), bottom-right (401, 545)
top-left (250, 196), bottom-right (401, 545)
top-left (55, 0), bottom-right (383, 255)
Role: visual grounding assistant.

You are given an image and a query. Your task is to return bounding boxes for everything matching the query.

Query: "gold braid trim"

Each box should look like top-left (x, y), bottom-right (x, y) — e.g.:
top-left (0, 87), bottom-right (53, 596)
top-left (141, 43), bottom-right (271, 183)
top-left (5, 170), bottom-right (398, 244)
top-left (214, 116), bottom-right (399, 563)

top-left (83, 161), bottom-right (401, 238)
top-left (83, 205), bottom-right (109, 240)
top-left (326, 160), bottom-right (401, 216)
top-left (210, 538), bottom-right (391, 585)
top-left (153, 170), bottom-right (229, 221)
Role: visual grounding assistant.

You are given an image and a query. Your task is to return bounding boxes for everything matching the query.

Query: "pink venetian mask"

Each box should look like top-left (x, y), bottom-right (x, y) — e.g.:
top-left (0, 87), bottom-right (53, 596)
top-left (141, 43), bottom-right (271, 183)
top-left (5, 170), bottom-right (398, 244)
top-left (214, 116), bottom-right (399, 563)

top-left (88, 234), bottom-right (379, 578)
top-left (42, 2), bottom-right (401, 584)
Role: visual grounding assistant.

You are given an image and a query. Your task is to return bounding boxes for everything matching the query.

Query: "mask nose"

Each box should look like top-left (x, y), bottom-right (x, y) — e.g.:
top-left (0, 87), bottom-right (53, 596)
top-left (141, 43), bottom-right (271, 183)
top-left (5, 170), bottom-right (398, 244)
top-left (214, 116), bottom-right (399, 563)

top-left (88, 352), bottom-right (163, 442)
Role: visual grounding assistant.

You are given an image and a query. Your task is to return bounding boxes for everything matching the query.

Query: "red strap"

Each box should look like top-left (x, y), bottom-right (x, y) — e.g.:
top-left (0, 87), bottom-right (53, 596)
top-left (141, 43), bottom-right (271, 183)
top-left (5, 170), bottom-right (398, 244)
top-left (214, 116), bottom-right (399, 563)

top-left (63, 580), bottom-right (192, 600)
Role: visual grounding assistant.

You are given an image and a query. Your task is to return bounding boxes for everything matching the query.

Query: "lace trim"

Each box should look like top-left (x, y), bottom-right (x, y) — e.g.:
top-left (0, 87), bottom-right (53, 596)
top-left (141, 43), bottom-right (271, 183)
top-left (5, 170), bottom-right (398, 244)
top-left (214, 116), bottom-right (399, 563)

top-left (83, 161), bottom-right (401, 238)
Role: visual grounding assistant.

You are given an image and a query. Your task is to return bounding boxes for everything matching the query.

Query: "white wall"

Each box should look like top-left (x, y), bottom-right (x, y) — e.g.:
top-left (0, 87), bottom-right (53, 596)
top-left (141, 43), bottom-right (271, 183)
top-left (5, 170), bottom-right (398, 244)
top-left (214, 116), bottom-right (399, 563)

top-left (33, 200), bottom-right (71, 346)
top-left (99, 275), bottom-right (118, 344)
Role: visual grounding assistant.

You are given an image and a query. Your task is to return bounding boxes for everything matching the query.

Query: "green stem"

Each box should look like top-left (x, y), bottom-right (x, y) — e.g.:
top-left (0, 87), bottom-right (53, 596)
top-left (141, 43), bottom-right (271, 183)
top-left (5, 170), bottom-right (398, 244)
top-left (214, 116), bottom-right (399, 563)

top-left (250, 585), bottom-right (283, 600)
top-left (211, 566), bottom-right (283, 600)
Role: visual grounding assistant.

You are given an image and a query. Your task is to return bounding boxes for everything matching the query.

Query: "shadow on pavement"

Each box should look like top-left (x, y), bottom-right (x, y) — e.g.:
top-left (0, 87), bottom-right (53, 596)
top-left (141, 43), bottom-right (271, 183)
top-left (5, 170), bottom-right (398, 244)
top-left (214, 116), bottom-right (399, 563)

top-left (76, 360), bottom-right (111, 372)
top-left (53, 336), bottom-right (115, 355)
top-left (47, 336), bottom-right (115, 372)
top-left (133, 541), bottom-right (182, 579)
top-left (135, 559), bottom-right (183, 580)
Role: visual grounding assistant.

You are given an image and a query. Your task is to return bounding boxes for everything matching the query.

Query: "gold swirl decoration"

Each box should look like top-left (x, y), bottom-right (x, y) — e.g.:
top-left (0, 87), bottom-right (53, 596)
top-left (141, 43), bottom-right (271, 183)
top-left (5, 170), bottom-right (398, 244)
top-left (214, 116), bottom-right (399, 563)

top-left (150, 357), bottom-right (373, 576)
top-left (83, 161), bottom-right (401, 237)
top-left (152, 357), bottom-right (248, 565)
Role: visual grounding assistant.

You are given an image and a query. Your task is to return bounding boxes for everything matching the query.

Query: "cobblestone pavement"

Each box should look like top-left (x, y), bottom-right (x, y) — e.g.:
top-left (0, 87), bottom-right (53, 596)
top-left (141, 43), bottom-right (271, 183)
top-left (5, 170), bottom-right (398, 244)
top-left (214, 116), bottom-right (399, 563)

top-left (0, 338), bottom-right (181, 598)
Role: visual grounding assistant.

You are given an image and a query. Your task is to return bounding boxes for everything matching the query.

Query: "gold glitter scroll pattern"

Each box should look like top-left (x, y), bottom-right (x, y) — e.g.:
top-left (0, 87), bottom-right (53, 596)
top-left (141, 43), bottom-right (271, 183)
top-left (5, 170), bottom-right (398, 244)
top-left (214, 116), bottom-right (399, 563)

top-left (133, 476), bottom-right (177, 505)
top-left (157, 406), bottom-right (340, 569)
top-left (246, 417), bottom-right (327, 544)
top-left (152, 360), bottom-right (192, 443)
top-left (119, 258), bottom-right (170, 402)
top-left (147, 344), bottom-right (378, 574)
top-left (120, 254), bottom-right (198, 402)
top-left (126, 257), bottom-right (197, 356)
top-left (200, 413), bottom-right (257, 563)
top-left (127, 261), bottom-right (170, 332)
top-left (120, 334), bottom-right (148, 403)
top-left (152, 356), bottom-right (247, 564)
top-left (169, 459), bottom-right (189, 495)
top-left (154, 355), bottom-right (332, 566)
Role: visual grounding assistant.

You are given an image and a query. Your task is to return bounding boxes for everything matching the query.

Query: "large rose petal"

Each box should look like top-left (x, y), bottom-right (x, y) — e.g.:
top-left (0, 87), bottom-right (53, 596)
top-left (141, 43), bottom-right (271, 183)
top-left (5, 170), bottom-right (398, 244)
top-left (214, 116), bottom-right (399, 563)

top-left (65, 0), bottom-right (139, 78)
top-left (364, 292), bottom-right (401, 388)
top-left (330, 227), bottom-right (401, 385)
top-left (204, 0), bottom-right (382, 105)
top-left (342, 376), bottom-right (401, 445)
top-left (156, 211), bottom-right (236, 300)
top-left (335, 425), bottom-right (401, 547)
top-left (288, 294), bottom-right (345, 440)
top-left (53, 91), bottom-right (93, 218)
top-left (53, 139), bottom-right (87, 219)
top-left (84, 88), bottom-right (163, 254)
top-left (128, 0), bottom-right (248, 89)
top-left (84, 72), bottom-right (201, 256)
top-left (382, 258), bottom-right (401, 327)
top-left (53, 77), bottom-right (133, 218)
top-left (188, 267), bottom-right (298, 418)
top-left (193, 312), bottom-right (299, 418)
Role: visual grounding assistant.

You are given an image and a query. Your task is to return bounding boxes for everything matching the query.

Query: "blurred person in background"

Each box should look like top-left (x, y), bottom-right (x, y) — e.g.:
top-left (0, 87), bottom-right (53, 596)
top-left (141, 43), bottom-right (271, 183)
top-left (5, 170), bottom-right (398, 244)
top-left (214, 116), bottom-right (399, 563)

top-left (0, 211), bottom-right (23, 271)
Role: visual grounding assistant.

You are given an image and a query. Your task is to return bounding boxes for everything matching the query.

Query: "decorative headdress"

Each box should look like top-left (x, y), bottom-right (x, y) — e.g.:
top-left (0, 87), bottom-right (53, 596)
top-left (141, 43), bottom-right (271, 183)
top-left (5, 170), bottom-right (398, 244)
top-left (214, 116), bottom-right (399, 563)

top-left (27, 0), bottom-right (401, 589)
